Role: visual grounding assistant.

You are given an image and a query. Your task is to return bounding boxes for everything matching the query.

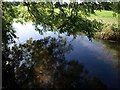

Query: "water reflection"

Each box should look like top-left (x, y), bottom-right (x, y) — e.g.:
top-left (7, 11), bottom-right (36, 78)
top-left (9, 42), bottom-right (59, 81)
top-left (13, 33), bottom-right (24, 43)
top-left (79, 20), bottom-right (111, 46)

top-left (97, 40), bottom-right (120, 69)
top-left (2, 36), bottom-right (107, 89)
top-left (2, 22), bottom-right (119, 89)
top-left (66, 36), bottom-right (119, 89)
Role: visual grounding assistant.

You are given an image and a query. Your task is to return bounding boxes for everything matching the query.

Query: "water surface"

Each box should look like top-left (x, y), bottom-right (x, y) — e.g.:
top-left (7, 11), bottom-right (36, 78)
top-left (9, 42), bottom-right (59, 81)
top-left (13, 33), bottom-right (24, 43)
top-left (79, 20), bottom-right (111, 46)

top-left (12, 22), bottom-right (120, 89)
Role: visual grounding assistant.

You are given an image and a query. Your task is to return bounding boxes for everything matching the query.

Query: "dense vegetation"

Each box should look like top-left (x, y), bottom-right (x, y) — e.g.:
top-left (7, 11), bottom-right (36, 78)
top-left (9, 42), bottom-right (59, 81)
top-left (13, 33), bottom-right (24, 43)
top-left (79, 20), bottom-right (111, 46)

top-left (88, 10), bottom-right (119, 41)
top-left (1, 1), bottom-right (120, 89)
top-left (2, 2), bottom-right (120, 44)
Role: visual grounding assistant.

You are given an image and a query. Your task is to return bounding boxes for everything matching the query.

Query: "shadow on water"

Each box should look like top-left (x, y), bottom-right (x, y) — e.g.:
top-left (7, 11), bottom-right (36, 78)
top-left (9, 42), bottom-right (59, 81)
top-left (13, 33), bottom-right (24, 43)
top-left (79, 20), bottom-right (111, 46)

top-left (95, 39), bottom-right (120, 89)
top-left (2, 36), bottom-right (107, 89)
top-left (95, 39), bottom-right (120, 70)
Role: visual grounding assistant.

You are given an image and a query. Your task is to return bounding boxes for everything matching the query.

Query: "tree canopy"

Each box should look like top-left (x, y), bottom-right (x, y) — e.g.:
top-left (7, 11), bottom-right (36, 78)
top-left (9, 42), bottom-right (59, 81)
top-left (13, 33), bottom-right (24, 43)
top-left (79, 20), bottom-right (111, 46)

top-left (2, 1), bottom-right (120, 45)
top-left (2, 1), bottom-right (106, 45)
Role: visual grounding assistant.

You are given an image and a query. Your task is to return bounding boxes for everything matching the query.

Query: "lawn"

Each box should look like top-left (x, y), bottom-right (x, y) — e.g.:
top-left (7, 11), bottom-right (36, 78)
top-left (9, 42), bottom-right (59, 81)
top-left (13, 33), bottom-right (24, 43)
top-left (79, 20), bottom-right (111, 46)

top-left (88, 10), bottom-right (118, 25)
top-left (54, 9), bottom-right (118, 25)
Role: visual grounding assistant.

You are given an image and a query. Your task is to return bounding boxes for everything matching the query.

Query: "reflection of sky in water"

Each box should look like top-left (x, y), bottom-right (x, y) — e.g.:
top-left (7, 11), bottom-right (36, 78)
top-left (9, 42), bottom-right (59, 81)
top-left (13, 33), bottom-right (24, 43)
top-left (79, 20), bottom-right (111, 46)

top-left (65, 36), bottom-right (119, 89)
top-left (12, 22), bottom-right (119, 89)
top-left (12, 22), bottom-right (68, 44)
top-left (76, 36), bottom-right (116, 63)
top-left (12, 22), bottom-right (57, 44)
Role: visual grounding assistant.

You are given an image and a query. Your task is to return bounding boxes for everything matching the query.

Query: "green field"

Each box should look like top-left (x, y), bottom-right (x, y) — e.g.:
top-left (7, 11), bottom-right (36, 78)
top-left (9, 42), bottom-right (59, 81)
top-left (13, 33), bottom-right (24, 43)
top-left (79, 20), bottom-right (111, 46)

top-left (88, 10), bottom-right (118, 25)
top-left (55, 9), bottom-right (118, 25)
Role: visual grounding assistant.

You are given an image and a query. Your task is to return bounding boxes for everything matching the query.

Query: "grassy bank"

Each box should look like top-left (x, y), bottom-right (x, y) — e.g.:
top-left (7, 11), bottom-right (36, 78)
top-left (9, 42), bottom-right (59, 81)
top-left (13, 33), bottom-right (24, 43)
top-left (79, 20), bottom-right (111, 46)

top-left (94, 24), bottom-right (120, 41)
top-left (88, 10), bottom-right (118, 25)
top-left (88, 10), bottom-right (120, 42)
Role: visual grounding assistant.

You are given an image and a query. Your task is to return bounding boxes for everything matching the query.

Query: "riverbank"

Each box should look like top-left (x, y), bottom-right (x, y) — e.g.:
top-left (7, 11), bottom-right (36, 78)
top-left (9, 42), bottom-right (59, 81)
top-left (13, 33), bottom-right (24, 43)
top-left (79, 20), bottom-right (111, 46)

top-left (88, 10), bottom-right (118, 25)
top-left (94, 24), bottom-right (120, 42)
top-left (88, 10), bottom-right (120, 42)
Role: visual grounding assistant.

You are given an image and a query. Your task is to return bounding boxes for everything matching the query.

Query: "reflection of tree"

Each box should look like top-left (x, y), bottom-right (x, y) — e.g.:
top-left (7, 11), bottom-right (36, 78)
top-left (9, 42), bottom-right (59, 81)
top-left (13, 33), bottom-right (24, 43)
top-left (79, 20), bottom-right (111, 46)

top-left (100, 40), bottom-right (120, 70)
top-left (2, 37), bottom-right (107, 89)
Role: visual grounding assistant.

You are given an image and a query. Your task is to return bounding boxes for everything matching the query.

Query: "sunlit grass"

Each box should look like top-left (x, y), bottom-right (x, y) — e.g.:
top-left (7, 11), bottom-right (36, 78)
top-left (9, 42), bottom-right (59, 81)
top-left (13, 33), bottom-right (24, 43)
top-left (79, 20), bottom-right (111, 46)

top-left (88, 10), bottom-right (118, 25)
top-left (91, 10), bottom-right (116, 18)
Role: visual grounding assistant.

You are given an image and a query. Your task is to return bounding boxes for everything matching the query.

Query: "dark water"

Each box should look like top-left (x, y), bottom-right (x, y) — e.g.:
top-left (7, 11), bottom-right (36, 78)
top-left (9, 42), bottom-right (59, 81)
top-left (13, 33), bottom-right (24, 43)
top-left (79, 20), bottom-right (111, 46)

top-left (11, 22), bottom-right (120, 89)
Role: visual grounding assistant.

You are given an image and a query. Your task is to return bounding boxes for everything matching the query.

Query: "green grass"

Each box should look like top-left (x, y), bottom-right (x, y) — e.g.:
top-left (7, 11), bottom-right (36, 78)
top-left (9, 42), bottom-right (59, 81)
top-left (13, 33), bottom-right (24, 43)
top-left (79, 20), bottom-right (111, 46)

top-left (91, 10), bottom-right (120, 41)
top-left (91, 10), bottom-right (116, 18)
top-left (88, 10), bottom-right (118, 25)
top-left (55, 9), bottom-right (118, 25)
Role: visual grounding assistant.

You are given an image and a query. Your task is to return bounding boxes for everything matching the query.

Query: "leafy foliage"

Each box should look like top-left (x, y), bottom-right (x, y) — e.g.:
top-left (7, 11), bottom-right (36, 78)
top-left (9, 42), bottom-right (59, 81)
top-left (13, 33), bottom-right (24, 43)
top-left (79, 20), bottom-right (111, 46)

top-left (2, 2), bottom-right (19, 45)
top-left (23, 2), bottom-right (104, 38)
top-left (2, 2), bottom-right (104, 39)
top-left (2, 2), bottom-right (120, 45)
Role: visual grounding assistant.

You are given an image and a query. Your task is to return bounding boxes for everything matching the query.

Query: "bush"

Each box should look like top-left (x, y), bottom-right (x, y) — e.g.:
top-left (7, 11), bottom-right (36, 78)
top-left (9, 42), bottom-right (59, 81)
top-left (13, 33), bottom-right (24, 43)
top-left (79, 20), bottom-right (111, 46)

top-left (94, 24), bottom-right (120, 41)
